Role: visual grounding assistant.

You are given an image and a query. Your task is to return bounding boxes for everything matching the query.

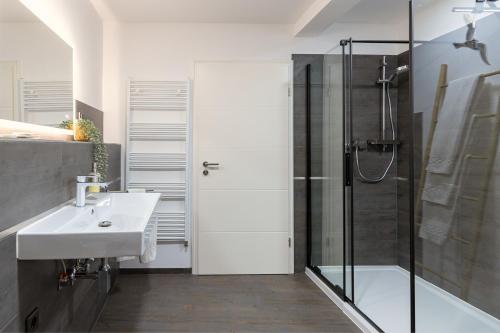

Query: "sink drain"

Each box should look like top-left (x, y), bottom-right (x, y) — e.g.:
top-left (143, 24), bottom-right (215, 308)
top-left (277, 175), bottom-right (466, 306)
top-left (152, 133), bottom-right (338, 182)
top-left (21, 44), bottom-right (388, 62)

top-left (98, 220), bottom-right (112, 228)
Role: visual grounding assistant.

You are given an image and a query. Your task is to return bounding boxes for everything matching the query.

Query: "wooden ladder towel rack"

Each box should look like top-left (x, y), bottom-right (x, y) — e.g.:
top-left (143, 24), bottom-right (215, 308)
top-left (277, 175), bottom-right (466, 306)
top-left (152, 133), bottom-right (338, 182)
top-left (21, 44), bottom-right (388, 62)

top-left (415, 65), bottom-right (500, 298)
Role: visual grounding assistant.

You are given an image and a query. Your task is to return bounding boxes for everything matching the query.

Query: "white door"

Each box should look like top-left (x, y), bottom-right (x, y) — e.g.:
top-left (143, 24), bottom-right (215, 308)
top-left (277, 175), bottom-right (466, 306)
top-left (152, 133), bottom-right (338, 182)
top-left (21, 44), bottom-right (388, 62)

top-left (0, 62), bottom-right (16, 121)
top-left (194, 62), bottom-right (292, 275)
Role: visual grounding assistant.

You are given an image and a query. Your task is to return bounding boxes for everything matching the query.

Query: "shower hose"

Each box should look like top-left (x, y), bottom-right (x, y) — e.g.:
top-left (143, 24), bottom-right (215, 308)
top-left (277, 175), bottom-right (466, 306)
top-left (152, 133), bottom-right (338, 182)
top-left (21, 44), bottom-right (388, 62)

top-left (354, 84), bottom-right (396, 184)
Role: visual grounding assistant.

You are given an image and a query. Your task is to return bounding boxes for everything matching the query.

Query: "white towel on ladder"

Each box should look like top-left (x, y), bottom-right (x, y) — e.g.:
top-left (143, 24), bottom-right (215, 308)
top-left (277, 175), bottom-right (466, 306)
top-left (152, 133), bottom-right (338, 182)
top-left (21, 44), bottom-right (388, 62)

top-left (422, 160), bottom-right (462, 206)
top-left (420, 76), bottom-right (483, 245)
top-left (117, 188), bottom-right (158, 263)
top-left (426, 75), bottom-right (479, 175)
top-left (420, 201), bottom-right (457, 245)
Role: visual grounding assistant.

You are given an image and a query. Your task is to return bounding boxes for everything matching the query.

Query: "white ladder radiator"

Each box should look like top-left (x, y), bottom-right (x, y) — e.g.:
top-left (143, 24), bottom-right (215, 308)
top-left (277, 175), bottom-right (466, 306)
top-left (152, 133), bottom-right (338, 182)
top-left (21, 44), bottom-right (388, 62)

top-left (126, 80), bottom-right (191, 245)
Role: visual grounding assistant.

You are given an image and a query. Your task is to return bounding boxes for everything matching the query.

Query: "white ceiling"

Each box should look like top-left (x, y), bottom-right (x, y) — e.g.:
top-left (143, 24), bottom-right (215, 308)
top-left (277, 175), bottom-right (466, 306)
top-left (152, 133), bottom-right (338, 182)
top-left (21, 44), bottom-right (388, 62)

top-left (0, 0), bottom-right (38, 22)
top-left (335, 0), bottom-right (409, 24)
top-left (99, 0), bottom-right (318, 24)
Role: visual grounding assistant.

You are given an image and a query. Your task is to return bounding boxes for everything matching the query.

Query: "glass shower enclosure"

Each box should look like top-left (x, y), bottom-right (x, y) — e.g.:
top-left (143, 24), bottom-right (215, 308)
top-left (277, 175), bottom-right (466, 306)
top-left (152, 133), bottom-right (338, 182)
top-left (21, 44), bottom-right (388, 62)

top-left (303, 1), bottom-right (500, 332)
top-left (307, 38), bottom-right (413, 332)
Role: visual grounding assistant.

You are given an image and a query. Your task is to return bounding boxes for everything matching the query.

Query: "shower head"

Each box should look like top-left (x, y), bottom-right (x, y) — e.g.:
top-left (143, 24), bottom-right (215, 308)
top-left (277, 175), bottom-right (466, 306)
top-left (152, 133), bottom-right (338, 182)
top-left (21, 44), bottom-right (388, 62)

top-left (388, 65), bottom-right (409, 82)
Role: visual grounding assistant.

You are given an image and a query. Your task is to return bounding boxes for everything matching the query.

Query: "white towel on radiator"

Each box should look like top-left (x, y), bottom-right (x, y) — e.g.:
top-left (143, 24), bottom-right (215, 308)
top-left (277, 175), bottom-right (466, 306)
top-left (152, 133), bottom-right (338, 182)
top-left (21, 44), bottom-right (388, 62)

top-left (427, 75), bottom-right (479, 175)
top-left (127, 188), bottom-right (147, 193)
top-left (140, 215), bottom-right (158, 264)
top-left (117, 188), bottom-right (157, 263)
top-left (116, 189), bottom-right (146, 262)
top-left (116, 256), bottom-right (135, 262)
top-left (117, 217), bottom-right (157, 263)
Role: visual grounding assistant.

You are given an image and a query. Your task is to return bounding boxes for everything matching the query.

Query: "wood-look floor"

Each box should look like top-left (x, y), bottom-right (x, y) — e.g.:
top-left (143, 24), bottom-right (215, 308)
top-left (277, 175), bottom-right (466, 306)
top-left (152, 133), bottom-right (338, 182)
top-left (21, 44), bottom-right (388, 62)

top-left (93, 273), bottom-right (360, 332)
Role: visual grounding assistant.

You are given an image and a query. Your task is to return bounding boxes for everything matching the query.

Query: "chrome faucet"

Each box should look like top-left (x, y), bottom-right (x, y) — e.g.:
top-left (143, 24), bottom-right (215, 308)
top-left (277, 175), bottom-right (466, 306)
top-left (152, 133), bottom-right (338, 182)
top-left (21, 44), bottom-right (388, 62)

top-left (75, 176), bottom-right (108, 207)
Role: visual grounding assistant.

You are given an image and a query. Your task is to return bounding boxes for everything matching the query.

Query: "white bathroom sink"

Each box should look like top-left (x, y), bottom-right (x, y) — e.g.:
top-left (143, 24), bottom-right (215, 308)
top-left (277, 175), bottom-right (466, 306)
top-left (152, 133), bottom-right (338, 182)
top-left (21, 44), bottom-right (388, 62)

top-left (16, 193), bottom-right (160, 260)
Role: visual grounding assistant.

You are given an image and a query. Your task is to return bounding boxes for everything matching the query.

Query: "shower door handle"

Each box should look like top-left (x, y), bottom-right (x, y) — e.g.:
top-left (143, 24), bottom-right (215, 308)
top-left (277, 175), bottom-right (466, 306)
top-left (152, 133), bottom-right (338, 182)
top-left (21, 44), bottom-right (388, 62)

top-left (345, 153), bottom-right (352, 186)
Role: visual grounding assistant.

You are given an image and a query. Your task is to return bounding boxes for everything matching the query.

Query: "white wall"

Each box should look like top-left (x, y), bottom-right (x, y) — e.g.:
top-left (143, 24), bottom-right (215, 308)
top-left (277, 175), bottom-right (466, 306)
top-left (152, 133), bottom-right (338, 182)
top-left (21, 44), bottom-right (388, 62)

top-left (0, 22), bottom-right (72, 81)
top-left (104, 21), bottom-right (406, 143)
top-left (102, 21), bottom-right (406, 268)
top-left (102, 20), bottom-right (125, 144)
top-left (20, 0), bottom-right (103, 109)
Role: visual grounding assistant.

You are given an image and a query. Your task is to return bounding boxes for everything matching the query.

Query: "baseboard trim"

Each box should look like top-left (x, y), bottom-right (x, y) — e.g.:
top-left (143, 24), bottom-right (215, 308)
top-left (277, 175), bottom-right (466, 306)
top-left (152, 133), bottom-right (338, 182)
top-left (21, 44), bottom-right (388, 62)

top-left (305, 267), bottom-right (377, 333)
top-left (120, 268), bottom-right (192, 274)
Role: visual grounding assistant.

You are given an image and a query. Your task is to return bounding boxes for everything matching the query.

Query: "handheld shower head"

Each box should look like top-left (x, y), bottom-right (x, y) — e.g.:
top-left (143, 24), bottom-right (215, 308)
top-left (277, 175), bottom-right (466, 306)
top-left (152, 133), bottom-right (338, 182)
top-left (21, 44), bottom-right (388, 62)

top-left (388, 65), bottom-right (409, 82)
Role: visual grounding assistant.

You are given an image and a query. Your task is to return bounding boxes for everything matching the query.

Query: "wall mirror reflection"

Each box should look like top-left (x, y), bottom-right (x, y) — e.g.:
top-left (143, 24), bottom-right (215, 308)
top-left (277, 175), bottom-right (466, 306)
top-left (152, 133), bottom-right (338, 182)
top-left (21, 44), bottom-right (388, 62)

top-left (0, 0), bottom-right (73, 129)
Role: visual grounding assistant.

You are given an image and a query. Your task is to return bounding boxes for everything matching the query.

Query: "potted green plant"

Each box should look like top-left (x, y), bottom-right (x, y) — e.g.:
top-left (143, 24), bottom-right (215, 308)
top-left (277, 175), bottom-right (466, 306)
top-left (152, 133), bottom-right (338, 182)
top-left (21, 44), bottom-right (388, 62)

top-left (60, 119), bottom-right (108, 181)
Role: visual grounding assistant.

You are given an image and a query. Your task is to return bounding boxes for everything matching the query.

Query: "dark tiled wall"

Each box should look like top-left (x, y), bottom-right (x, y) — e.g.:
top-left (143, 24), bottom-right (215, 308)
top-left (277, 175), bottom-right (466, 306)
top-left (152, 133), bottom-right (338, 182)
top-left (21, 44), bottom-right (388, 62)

top-left (76, 100), bottom-right (104, 135)
top-left (398, 14), bottom-right (500, 318)
top-left (351, 55), bottom-right (399, 265)
top-left (292, 54), bottom-right (324, 272)
top-left (106, 144), bottom-right (121, 186)
top-left (0, 140), bottom-right (121, 332)
top-left (293, 54), bottom-right (400, 271)
top-left (396, 50), bottom-right (415, 271)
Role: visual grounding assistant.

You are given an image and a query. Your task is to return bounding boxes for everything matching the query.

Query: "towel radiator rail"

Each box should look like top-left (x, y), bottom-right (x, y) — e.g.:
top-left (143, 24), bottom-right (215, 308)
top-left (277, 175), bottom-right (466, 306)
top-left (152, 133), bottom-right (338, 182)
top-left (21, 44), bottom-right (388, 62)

top-left (19, 80), bottom-right (73, 126)
top-left (126, 80), bottom-right (192, 246)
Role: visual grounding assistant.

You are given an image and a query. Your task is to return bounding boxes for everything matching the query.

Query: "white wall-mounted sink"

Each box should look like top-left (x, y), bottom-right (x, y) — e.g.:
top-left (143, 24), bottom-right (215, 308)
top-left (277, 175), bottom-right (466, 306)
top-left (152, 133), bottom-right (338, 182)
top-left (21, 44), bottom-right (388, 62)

top-left (16, 193), bottom-right (160, 260)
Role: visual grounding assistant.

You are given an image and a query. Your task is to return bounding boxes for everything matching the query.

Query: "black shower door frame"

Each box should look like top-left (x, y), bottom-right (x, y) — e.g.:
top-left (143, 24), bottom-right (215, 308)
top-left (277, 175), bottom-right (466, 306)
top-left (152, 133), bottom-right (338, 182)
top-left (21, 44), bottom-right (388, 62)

top-left (305, 2), bottom-right (416, 331)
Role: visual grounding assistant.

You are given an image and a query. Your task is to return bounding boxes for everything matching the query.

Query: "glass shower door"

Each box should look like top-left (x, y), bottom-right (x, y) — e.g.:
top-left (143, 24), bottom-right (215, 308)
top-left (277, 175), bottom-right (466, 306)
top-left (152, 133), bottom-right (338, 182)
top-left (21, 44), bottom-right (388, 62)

top-left (342, 39), bottom-right (354, 304)
top-left (300, 50), bottom-right (348, 298)
top-left (343, 38), bottom-right (412, 332)
top-left (412, 1), bottom-right (500, 332)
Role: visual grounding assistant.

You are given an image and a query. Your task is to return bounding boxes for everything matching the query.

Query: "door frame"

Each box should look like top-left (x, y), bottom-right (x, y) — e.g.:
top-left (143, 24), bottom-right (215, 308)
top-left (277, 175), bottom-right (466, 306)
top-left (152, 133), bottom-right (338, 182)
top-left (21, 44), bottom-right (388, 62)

top-left (191, 60), bottom-right (294, 275)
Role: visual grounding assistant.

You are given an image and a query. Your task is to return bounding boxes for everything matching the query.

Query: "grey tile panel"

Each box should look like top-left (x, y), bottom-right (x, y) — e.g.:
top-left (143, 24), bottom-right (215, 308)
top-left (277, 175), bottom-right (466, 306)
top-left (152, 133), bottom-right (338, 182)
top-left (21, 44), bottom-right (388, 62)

top-left (350, 55), bottom-right (399, 266)
top-left (76, 100), bottom-right (104, 135)
top-left (106, 144), bottom-right (121, 189)
top-left (0, 235), bottom-right (19, 331)
top-left (0, 139), bottom-right (121, 332)
top-left (292, 54), bottom-right (324, 272)
top-left (293, 53), bottom-right (401, 270)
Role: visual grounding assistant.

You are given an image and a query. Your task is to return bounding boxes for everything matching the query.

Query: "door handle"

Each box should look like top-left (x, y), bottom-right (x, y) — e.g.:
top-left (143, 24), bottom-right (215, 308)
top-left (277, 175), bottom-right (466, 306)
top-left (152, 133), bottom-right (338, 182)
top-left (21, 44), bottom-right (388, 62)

top-left (345, 152), bottom-right (352, 187)
top-left (203, 161), bottom-right (220, 168)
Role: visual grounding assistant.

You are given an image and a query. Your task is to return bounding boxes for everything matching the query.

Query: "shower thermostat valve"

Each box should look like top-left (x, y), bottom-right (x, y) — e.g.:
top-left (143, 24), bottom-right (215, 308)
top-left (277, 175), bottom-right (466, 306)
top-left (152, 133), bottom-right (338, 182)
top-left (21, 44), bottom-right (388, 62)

top-left (367, 139), bottom-right (400, 152)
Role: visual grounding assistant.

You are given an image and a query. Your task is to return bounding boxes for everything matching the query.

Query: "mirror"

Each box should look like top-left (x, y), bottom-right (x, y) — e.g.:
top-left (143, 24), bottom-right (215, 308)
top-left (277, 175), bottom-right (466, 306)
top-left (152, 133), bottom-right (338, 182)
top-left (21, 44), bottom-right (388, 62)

top-left (0, 0), bottom-right (73, 129)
